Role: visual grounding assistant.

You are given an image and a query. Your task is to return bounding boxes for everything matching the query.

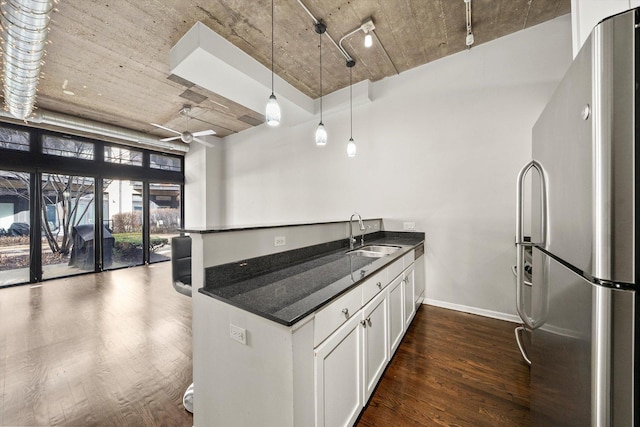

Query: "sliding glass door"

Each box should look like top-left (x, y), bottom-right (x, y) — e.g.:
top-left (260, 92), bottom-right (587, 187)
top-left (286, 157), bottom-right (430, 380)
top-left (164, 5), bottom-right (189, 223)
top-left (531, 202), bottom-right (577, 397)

top-left (41, 173), bottom-right (96, 280)
top-left (103, 179), bottom-right (144, 269)
top-left (0, 171), bottom-right (30, 286)
top-left (149, 182), bottom-right (181, 263)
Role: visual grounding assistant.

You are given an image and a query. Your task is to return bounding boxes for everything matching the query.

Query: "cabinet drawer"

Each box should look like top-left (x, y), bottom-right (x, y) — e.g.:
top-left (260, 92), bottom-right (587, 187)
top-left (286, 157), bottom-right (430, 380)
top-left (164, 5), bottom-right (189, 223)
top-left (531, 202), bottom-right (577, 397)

top-left (402, 250), bottom-right (415, 270)
top-left (314, 286), bottom-right (363, 347)
top-left (387, 257), bottom-right (404, 282)
top-left (362, 268), bottom-right (389, 306)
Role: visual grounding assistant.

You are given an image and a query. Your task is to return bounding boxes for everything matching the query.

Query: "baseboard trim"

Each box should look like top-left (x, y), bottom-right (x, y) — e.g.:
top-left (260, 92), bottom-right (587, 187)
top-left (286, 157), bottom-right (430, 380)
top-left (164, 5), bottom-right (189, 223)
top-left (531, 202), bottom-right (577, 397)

top-left (422, 298), bottom-right (521, 324)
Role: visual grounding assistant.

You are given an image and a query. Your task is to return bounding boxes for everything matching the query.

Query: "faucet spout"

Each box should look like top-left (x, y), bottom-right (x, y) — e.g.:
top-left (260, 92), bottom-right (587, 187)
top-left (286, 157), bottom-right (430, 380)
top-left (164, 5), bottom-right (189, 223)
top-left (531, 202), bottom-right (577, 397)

top-left (349, 212), bottom-right (366, 250)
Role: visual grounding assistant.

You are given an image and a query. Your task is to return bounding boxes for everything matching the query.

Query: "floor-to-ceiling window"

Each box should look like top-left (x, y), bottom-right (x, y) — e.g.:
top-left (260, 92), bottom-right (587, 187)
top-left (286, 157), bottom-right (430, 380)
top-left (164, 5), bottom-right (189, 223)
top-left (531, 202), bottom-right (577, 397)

top-left (149, 182), bottom-right (181, 264)
top-left (0, 170), bottom-right (30, 287)
top-left (148, 154), bottom-right (184, 264)
top-left (41, 173), bottom-right (96, 280)
top-left (104, 178), bottom-right (144, 269)
top-left (0, 123), bottom-right (184, 287)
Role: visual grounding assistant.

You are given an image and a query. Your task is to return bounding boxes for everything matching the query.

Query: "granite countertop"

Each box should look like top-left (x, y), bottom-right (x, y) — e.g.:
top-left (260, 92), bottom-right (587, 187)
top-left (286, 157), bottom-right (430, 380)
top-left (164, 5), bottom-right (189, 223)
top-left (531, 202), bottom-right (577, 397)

top-left (199, 231), bottom-right (425, 326)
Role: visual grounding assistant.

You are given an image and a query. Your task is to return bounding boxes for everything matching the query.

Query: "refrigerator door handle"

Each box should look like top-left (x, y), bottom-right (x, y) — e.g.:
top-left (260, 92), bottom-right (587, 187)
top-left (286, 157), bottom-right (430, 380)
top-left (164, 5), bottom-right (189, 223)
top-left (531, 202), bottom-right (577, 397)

top-left (514, 326), bottom-right (532, 366)
top-left (516, 160), bottom-right (547, 330)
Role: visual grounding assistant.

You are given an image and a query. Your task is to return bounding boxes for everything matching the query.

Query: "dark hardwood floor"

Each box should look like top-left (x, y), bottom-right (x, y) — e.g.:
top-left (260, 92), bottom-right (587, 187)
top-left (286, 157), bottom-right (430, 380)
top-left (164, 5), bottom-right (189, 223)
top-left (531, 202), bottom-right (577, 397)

top-left (358, 305), bottom-right (531, 426)
top-left (1, 264), bottom-right (529, 427)
top-left (0, 263), bottom-right (193, 427)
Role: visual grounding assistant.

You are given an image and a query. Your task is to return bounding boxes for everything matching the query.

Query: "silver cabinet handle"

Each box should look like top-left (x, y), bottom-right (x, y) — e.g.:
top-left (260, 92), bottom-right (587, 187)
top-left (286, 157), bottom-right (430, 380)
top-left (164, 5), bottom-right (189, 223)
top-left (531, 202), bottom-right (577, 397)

top-left (342, 308), bottom-right (349, 318)
top-left (376, 282), bottom-right (382, 289)
top-left (366, 317), bottom-right (372, 327)
top-left (516, 160), bottom-right (547, 330)
top-left (360, 320), bottom-right (367, 328)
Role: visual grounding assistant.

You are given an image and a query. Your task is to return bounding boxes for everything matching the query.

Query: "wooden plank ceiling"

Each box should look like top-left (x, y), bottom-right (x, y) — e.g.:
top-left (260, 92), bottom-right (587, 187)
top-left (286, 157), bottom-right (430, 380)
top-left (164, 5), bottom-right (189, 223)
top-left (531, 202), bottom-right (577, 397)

top-left (3, 0), bottom-right (570, 142)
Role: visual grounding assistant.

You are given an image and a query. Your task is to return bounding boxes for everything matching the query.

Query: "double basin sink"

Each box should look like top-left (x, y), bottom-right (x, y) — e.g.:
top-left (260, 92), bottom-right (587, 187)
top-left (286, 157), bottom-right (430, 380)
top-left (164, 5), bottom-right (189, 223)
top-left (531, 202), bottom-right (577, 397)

top-left (346, 244), bottom-right (401, 258)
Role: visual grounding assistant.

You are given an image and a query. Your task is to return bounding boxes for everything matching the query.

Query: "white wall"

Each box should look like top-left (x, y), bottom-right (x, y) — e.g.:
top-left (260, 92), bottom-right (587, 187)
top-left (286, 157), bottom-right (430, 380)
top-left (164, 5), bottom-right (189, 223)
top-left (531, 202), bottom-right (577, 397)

top-left (190, 15), bottom-right (572, 320)
top-left (571, 0), bottom-right (640, 56)
top-left (184, 136), bottom-right (225, 228)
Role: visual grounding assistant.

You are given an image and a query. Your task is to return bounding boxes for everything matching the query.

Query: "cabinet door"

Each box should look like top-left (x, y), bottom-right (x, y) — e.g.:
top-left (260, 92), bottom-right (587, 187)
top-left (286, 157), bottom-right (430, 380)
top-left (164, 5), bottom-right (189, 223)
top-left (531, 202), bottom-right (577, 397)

top-left (314, 314), bottom-right (363, 427)
top-left (403, 265), bottom-right (416, 329)
top-left (414, 255), bottom-right (425, 307)
top-left (388, 274), bottom-right (404, 355)
top-left (362, 290), bottom-right (389, 402)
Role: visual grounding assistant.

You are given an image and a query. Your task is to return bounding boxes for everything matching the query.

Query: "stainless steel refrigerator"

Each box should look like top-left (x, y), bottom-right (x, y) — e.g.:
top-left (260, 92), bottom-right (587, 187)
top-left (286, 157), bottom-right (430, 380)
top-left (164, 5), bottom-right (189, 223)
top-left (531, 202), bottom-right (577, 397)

top-left (515, 8), bottom-right (639, 426)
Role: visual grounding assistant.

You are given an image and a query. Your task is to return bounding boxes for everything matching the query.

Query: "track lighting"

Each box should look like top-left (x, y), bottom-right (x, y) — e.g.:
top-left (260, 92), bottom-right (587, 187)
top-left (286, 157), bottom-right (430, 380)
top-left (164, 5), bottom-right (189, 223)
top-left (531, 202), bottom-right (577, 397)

top-left (364, 33), bottom-right (373, 48)
top-left (465, 0), bottom-right (474, 48)
top-left (361, 18), bottom-right (375, 48)
top-left (266, 0), bottom-right (281, 126)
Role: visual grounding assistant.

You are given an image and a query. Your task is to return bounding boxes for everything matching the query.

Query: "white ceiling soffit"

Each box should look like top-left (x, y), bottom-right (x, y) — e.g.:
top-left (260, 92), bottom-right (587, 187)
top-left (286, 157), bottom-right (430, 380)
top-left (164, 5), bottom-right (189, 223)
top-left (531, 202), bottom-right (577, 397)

top-left (170, 22), bottom-right (315, 126)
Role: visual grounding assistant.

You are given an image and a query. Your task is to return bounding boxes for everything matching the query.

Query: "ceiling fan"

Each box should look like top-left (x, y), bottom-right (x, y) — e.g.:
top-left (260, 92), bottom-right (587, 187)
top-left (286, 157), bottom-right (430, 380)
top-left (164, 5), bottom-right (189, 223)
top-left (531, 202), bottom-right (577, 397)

top-left (151, 104), bottom-right (216, 148)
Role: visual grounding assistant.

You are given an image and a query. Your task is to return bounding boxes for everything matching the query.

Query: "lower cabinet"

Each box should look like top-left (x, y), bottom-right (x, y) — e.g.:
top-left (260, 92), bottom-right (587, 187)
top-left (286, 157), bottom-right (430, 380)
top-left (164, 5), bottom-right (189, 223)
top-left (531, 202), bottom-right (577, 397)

top-left (314, 312), bottom-right (363, 427)
top-left (314, 254), bottom-right (420, 427)
top-left (362, 290), bottom-right (389, 401)
top-left (403, 264), bottom-right (416, 329)
top-left (314, 290), bottom-right (389, 427)
top-left (388, 274), bottom-right (404, 355)
top-left (195, 246), bottom-right (425, 427)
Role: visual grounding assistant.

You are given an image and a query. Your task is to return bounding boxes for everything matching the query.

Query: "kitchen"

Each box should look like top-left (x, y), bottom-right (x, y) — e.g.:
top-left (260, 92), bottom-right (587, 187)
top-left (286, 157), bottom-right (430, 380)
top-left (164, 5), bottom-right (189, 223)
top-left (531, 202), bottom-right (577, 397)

top-left (0, 1), bottom-right (638, 426)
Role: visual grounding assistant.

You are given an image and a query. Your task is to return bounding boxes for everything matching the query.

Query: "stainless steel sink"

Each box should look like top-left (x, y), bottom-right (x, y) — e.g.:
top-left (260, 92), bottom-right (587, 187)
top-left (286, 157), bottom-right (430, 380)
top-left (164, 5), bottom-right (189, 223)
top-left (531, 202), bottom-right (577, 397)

top-left (346, 245), bottom-right (402, 258)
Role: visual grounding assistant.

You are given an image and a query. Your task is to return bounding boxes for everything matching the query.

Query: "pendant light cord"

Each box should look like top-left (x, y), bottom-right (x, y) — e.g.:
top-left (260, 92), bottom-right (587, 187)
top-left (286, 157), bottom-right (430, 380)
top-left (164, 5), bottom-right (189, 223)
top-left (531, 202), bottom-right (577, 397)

top-left (271, 0), bottom-right (275, 94)
top-left (349, 67), bottom-right (353, 138)
top-left (319, 33), bottom-right (323, 123)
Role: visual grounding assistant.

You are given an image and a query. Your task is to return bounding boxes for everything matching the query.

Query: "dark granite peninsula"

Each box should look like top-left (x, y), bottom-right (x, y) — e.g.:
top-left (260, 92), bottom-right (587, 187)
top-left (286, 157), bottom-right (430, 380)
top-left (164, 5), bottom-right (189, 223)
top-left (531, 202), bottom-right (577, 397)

top-left (190, 220), bottom-right (425, 427)
top-left (200, 231), bottom-right (424, 326)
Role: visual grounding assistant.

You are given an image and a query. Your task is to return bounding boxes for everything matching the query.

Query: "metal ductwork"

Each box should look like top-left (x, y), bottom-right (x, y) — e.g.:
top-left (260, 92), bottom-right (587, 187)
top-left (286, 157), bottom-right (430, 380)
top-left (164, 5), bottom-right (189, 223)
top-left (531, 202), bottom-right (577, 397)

top-left (0, 108), bottom-right (190, 153)
top-left (0, 0), bottom-right (53, 119)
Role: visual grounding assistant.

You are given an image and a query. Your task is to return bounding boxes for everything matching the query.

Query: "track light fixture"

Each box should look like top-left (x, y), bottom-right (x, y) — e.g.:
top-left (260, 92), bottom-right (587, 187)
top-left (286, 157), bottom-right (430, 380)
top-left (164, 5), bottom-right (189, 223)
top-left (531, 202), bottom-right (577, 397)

top-left (266, 0), bottom-right (281, 126)
top-left (361, 18), bottom-right (375, 48)
top-left (314, 21), bottom-right (327, 146)
top-left (465, 0), bottom-right (474, 47)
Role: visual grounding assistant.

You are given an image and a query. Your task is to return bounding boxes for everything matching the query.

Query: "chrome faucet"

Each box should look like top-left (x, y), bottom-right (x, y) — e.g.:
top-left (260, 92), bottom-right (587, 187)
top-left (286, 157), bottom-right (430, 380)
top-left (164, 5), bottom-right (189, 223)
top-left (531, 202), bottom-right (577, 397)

top-left (349, 212), bottom-right (365, 250)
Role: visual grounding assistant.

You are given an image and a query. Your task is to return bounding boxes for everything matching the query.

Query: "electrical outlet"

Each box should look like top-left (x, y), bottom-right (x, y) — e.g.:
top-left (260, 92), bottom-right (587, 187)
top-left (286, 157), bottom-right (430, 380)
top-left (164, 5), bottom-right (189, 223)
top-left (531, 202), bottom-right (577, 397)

top-left (274, 236), bottom-right (286, 246)
top-left (230, 324), bottom-right (247, 345)
top-left (403, 221), bottom-right (416, 231)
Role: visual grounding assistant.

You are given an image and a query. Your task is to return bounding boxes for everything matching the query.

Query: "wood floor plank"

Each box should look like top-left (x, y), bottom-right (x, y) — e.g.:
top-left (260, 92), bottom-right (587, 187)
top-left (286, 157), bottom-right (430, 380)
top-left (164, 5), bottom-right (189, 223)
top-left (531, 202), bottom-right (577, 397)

top-left (357, 305), bottom-right (531, 427)
top-left (2, 264), bottom-right (528, 427)
top-left (0, 263), bottom-right (193, 426)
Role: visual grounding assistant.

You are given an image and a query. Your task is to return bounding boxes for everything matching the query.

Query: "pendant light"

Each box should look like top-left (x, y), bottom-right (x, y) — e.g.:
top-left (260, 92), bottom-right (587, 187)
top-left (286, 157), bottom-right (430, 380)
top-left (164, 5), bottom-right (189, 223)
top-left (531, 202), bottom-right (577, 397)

top-left (314, 21), bottom-right (327, 146)
top-left (265, 0), bottom-right (281, 126)
top-left (346, 63), bottom-right (356, 157)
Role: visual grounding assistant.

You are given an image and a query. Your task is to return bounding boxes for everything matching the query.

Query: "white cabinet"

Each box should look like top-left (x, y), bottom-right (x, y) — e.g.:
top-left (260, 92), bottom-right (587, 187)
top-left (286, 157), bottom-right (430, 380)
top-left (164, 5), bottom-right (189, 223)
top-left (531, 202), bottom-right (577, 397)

top-left (314, 313), bottom-right (363, 427)
top-left (362, 290), bottom-right (389, 401)
top-left (315, 254), bottom-right (422, 427)
top-left (195, 239), bottom-right (425, 427)
top-left (388, 273), bottom-right (404, 355)
top-left (314, 285), bottom-right (362, 347)
top-left (403, 264), bottom-right (416, 328)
